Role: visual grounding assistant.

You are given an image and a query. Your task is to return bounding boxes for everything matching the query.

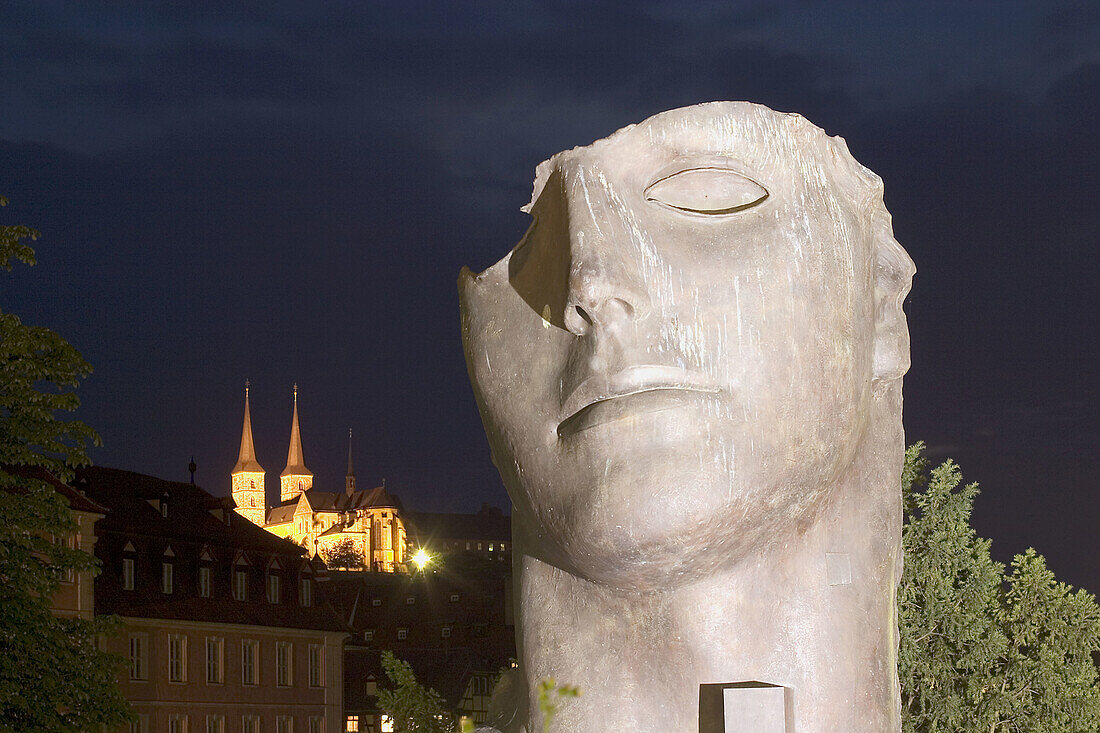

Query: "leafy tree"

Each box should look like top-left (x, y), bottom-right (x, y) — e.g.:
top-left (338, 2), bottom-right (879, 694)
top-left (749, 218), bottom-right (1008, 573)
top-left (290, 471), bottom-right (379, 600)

top-left (378, 650), bottom-right (456, 732)
top-left (321, 537), bottom-right (365, 569)
top-left (535, 678), bottom-right (581, 733)
top-left (899, 443), bottom-right (1100, 732)
top-left (0, 196), bottom-right (132, 733)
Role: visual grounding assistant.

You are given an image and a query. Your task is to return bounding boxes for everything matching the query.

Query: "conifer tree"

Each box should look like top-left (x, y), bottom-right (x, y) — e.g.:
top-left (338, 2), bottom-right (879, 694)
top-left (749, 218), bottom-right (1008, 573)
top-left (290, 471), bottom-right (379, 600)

top-left (0, 196), bottom-right (131, 732)
top-left (899, 443), bottom-right (1100, 732)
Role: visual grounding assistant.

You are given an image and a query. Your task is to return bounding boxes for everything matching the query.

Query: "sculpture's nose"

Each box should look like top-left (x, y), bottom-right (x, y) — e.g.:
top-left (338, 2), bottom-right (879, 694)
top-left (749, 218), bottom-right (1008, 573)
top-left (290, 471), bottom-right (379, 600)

top-left (561, 166), bottom-right (650, 337)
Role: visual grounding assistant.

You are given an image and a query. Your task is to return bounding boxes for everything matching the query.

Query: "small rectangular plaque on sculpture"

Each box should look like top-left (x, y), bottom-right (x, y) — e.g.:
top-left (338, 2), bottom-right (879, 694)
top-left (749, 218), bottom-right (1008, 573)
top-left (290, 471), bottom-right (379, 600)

top-left (699, 681), bottom-right (789, 733)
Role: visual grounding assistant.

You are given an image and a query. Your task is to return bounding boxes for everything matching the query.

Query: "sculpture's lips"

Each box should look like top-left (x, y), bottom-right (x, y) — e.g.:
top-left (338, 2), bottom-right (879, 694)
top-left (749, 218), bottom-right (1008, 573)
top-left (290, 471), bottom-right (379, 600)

top-left (557, 366), bottom-right (719, 439)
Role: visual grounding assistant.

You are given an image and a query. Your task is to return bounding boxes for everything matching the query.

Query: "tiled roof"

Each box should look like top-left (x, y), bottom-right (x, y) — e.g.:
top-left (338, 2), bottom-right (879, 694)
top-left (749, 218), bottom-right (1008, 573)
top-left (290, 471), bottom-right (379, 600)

top-left (406, 506), bottom-right (511, 544)
top-left (5, 465), bottom-right (109, 515)
top-left (79, 466), bottom-right (348, 633)
top-left (266, 485), bottom-right (402, 525)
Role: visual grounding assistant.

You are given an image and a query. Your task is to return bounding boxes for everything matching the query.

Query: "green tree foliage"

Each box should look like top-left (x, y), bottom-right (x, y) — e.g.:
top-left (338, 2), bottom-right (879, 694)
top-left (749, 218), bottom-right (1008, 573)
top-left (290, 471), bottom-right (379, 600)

top-left (900, 443), bottom-right (1100, 732)
top-left (535, 678), bottom-right (581, 733)
top-left (378, 650), bottom-right (456, 732)
top-left (0, 196), bottom-right (132, 732)
top-left (321, 537), bottom-right (365, 570)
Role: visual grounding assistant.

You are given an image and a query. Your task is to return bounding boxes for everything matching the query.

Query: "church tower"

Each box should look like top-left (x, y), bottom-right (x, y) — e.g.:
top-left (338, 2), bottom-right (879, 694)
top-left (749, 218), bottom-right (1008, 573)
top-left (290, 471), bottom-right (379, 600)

top-left (231, 381), bottom-right (266, 525)
top-left (345, 428), bottom-right (356, 496)
top-left (280, 384), bottom-right (313, 502)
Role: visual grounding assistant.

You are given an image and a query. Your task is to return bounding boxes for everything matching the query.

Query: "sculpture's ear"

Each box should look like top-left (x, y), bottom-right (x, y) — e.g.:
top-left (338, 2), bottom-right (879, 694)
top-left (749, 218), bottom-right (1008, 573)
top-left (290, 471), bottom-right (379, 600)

top-left (871, 207), bottom-right (916, 385)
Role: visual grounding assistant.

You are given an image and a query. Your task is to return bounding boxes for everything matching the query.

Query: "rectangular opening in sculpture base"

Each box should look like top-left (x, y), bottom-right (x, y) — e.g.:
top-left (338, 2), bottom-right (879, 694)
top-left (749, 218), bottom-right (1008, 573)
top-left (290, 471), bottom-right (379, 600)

top-left (699, 681), bottom-right (790, 733)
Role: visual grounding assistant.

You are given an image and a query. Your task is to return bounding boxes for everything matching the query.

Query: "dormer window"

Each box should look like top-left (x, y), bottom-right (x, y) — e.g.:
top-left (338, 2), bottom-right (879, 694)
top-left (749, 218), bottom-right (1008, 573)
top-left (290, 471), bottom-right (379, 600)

top-left (122, 558), bottom-right (135, 591)
top-left (234, 567), bottom-right (248, 601)
top-left (161, 562), bottom-right (173, 594)
top-left (162, 547), bottom-right (175, 593)
top-left (267, 573), bottom-right (280, 604)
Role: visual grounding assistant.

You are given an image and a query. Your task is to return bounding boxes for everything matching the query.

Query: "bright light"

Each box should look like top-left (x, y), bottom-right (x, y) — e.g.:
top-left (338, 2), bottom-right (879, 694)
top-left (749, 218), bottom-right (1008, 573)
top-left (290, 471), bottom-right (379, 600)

top-left (411, 548), bottom-right (432, 571)
top-left (380, 715), bottom-right (394, 733)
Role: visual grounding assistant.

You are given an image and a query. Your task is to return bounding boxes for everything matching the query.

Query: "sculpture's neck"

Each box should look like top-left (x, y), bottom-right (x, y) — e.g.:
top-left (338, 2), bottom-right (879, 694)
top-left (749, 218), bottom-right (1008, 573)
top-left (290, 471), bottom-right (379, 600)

top-left (512, 419), bottom-right (904, 733)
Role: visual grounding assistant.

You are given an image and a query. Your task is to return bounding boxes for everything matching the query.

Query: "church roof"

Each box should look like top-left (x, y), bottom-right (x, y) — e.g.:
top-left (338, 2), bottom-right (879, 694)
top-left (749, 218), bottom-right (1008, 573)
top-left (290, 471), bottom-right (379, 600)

top-left (265, 485), bottom-right (402, 525)
top-left (232, 383), bottom-right (264, 474)
top-left (281, 384), bottom-right (312, 478)
top-left (305, 485), bottom-right (402, 512)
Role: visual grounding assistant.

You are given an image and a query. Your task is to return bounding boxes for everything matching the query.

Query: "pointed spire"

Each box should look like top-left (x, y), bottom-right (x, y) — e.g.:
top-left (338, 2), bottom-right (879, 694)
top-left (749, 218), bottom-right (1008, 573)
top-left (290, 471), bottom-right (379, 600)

top-left (345, 428), bottom-right (356, 496)
top-left (232, 380), bottom-right (264, 474)
top-left (281, 383), bottom-right (312, 479)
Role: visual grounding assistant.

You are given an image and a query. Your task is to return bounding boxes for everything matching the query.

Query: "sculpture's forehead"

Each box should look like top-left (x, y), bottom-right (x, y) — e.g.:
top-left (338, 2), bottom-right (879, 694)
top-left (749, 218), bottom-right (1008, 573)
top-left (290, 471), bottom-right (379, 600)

top-left (587, 102), bottom-right (796, 156)
top-left (526, 102), bottom-right (830, 210)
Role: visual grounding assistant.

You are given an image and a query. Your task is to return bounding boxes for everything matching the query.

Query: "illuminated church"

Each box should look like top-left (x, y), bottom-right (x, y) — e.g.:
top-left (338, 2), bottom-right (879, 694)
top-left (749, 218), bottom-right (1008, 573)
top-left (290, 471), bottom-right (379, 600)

top-left (231, 384), bottom-right (407, 572)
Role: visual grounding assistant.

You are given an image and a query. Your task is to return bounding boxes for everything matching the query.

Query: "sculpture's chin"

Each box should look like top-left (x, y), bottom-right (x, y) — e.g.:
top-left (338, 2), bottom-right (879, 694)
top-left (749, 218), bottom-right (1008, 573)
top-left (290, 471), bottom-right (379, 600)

top-left (521, 476), bottom-right (832, 590)
top-left (506, 420), bottom-right (868, 590)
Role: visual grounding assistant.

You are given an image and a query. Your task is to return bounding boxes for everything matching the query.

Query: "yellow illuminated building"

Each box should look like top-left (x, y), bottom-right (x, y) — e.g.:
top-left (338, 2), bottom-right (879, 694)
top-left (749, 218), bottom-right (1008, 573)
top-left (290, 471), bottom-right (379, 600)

top-left (231, 385), bottom-right (407, 572)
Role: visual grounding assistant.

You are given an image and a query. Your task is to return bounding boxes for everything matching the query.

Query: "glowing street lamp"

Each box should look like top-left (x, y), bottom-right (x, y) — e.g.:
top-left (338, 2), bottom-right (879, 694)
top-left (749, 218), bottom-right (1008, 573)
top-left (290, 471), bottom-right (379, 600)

top-left (411, 548), bottom-right (432, 571)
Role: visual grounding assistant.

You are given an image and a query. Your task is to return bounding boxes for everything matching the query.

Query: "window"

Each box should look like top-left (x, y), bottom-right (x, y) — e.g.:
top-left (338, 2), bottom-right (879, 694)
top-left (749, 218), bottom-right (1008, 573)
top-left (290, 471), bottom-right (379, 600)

top-left (122, 558), bottom-right (134, 591)
top-left (396, 628), bottom-right (407, 640)
top-left (205, 715), bottom-right (224, 733)
top-left (242, 715), bottom-right (260, 733)
top-left (168, 714), bottom-right (188, 733)
top-left (345, 716), bottom-right (359, 733)
top-left (405, 596), bottom-right (415, 605)
top-left (363, 630), bottom-right (374, 642)
top-left (267, 573), bottom-right (280, 604)
top-left (234, 568), bottom-right (248, 601)
top-left (441, 626), bottom-right (451, 639)
top-left (277, 715), bottom-right (293, 733)
top-left (300, 576), bottom-right (312, 607)
top-left (371, 598), bottom-right (381, 607)
top-left (129, 714), bottom-right (150, 733)
top-left (205, 637), bottom-right (223, 684)
top-left (309, 717), bottom-right (324, 733)
top-left (129, 634), bottom-right (148, 680)
top-left (162, 562), bottom-right (174, 594)
top-left (276, 642), bottom-right (292, 686)
top-left (241, 640), bottom-right (259, 685)
top-left (308, 645), bottom-right (323, 687)
top-left (380, 715), bottom-right (395, 733)
top-left (449, 592), bottom-right (460, 603)
top-left (199, 567), bottom-right (211, 598)
top-left (168, 633), bottom-right (187, 683)
top-left (489, 543), bottom-right (494, 551)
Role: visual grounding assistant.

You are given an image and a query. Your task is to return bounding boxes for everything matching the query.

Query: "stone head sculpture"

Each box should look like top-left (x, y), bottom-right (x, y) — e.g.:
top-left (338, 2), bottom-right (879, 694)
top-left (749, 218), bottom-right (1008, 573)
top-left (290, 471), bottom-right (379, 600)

top-left (460, 102), bottom-right (914, 732)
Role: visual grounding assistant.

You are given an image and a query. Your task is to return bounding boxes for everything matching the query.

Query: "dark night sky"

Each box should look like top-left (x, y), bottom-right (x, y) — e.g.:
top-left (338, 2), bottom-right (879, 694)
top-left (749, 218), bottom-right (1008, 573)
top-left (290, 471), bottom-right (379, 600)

top-left (2, 3), bottom-right (1097, 591)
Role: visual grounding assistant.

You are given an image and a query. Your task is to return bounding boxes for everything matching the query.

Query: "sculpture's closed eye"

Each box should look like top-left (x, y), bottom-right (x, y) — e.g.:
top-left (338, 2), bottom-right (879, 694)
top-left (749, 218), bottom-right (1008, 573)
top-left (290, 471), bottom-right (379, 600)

top-left (644, 167), bottom-right (768, 215)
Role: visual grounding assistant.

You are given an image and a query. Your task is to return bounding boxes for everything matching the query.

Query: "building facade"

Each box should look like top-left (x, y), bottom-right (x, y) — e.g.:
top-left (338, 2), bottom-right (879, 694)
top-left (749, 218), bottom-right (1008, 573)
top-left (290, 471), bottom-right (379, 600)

top-left (80, 466), bottom-right (348, 733)
top-left (405, 505), bottom-right (511, 563)
top-left (329, 564), bottom-right (515, 732)
top-left (231, 385), bottom-right (407, 571)
top-left (28, 466), bottom-right (109, 620)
